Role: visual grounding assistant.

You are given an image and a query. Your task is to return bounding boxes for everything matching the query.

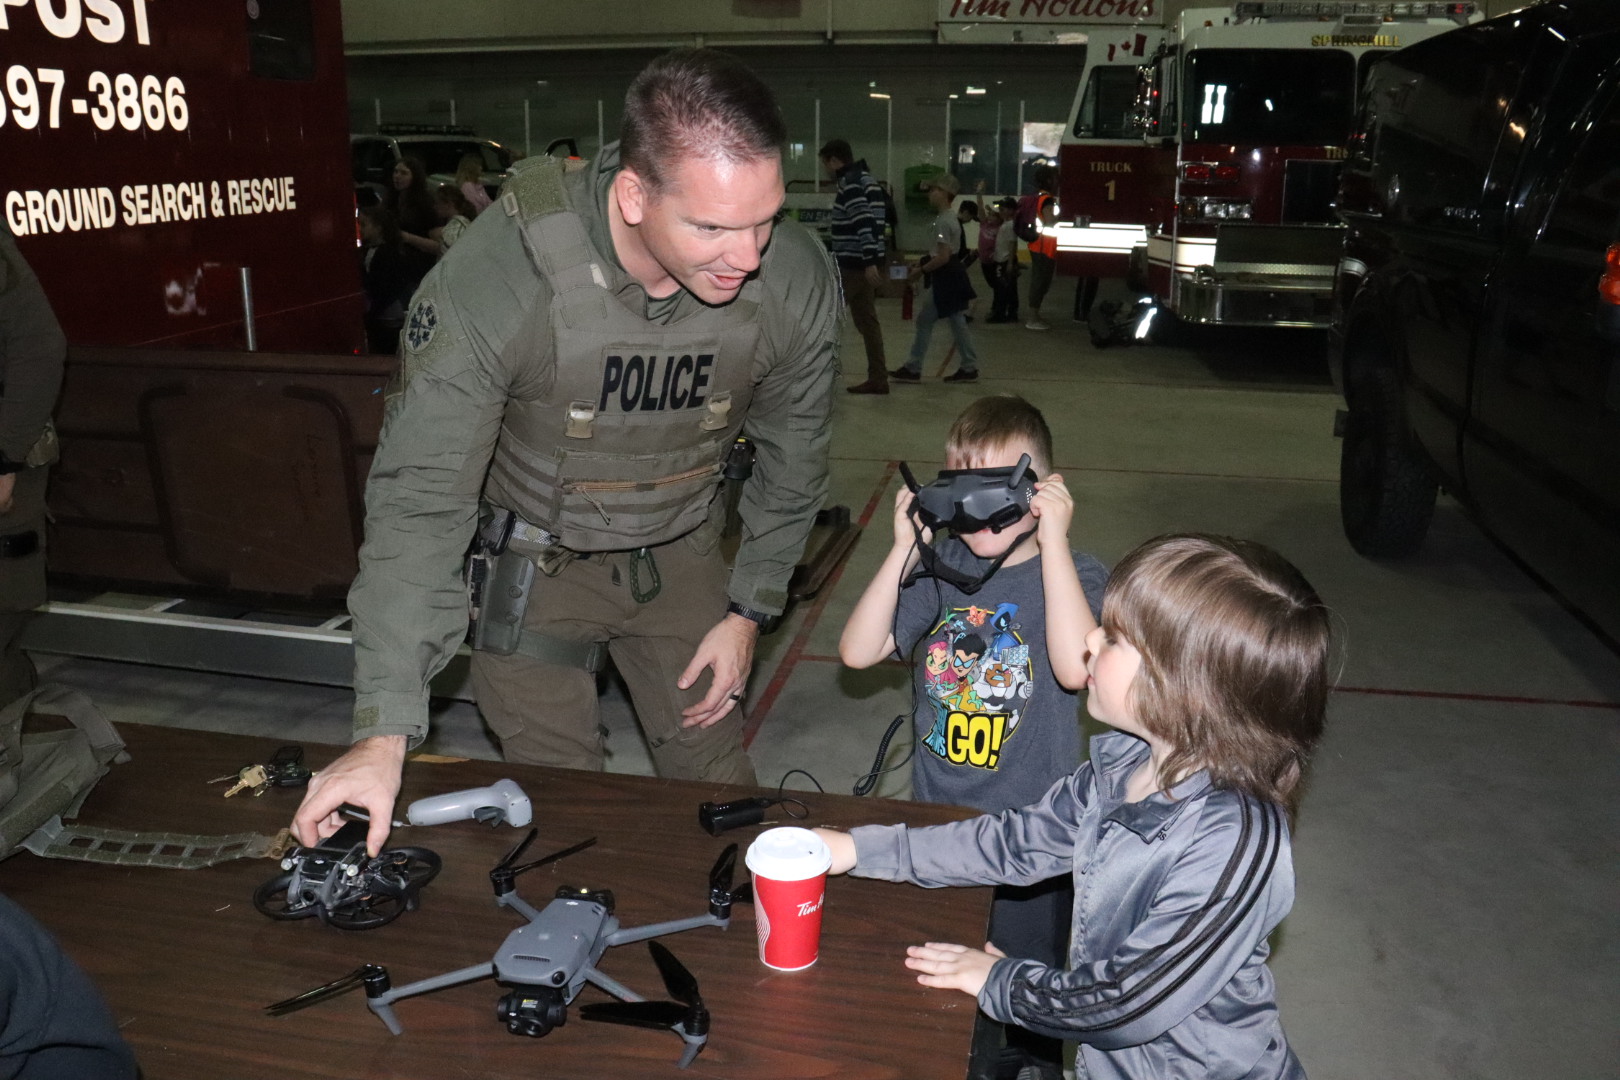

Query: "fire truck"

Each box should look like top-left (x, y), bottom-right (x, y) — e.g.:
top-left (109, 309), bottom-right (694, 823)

top-left (1064, 1), bottom-right (1480, 330)
top-left (1054, 23), bottom-right (1168, 285)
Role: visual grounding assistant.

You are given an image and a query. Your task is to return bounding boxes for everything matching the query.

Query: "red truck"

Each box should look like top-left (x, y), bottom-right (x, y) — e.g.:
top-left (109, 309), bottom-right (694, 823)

top-left (1060, 1), bottom-right (1479, 334)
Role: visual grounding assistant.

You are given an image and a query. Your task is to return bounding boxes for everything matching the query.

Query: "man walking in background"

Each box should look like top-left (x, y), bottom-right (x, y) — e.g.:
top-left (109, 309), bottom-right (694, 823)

top-left (820, 140), bottom-right (889, 395)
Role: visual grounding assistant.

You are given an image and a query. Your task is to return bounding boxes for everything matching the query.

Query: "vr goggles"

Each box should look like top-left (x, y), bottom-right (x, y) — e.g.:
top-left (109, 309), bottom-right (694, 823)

top-left (897, 455), bottom-right (1039, 595)
top-left (899, 455), bottom-right (1038, 535)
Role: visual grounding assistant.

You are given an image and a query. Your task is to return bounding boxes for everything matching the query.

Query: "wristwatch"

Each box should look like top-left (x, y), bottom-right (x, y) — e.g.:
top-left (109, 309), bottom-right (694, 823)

top-left (725, 602), bottom-right (775, 630)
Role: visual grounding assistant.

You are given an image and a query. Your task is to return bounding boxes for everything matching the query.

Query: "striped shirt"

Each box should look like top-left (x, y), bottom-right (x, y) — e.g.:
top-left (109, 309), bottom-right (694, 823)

top-left (827, 159), bottom-right (886, 271)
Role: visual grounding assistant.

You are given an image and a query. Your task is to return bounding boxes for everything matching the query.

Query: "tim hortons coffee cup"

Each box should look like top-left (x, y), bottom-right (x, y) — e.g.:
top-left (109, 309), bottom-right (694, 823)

top-left (744, 826), bottom-right (833, 971)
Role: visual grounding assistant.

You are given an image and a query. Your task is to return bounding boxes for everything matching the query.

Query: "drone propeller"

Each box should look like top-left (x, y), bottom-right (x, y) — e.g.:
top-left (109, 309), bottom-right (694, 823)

top-left (490, 829), bottom-right (598, 895)
top-left (707, 843), bottom-right (752, 916)
top-left (265, 964), bottom-right (390, 1017)
top-left (578, 941), bottom-right (709, 1034)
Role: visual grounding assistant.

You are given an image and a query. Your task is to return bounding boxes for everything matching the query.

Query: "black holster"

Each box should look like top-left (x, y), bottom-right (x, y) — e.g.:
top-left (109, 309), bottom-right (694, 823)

top-left (467, 507), bottom-right (532, 656)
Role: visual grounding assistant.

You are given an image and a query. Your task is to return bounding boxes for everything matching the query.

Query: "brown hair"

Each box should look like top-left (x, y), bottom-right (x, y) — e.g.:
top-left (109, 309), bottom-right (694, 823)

top-left (945, 395), bottom-right (1054, 476)
top-left (620, 48), bottom-right (786, 192)
top-left (818, 138), bottom-right (853, 166)
top-left (1102, 533), bottom-right (1330, 817)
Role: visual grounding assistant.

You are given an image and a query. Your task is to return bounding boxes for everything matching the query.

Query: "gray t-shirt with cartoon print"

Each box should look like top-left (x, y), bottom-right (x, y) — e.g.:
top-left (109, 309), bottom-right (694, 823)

top-left (895, 538), bottom-right (1108, 812)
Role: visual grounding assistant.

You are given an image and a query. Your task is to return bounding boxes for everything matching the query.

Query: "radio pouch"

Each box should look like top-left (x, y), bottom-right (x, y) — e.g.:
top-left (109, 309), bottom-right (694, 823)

top-left (0, 685), bottom-right (128, 861)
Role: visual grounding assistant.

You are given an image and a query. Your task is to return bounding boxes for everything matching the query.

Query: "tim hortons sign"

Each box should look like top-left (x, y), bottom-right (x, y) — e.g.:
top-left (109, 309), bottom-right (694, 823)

top-left (939, 0), bottom-right (1160, 24)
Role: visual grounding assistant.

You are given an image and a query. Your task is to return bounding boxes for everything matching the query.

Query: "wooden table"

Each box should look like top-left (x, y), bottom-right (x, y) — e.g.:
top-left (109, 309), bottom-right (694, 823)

top-left (0, 725), bottom-right (991, 1079)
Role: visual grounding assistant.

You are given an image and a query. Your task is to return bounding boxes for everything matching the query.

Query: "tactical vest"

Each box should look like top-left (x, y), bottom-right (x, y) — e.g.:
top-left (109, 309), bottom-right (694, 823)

top-left (482, 159), bottom-right (760, 552)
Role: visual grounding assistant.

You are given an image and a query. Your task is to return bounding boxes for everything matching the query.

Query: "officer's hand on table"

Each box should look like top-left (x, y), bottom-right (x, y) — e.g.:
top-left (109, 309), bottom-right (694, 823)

top-left (0, 473), bottom-right (14, 515)
top-left (291, 735), bottom-right (406, 856)
top-left (677, 613), bottom-right (759, 729)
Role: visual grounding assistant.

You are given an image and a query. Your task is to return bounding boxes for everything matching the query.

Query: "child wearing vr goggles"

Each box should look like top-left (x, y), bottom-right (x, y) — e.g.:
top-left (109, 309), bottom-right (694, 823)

top-left (840, 394), bottom-right (1107, 1080)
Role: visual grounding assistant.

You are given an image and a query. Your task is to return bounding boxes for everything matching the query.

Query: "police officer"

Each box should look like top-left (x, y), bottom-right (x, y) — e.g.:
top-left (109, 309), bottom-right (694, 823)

top-left (293, 49), bottom-right (840, 853)
top-left (0, 232), bottom-right (66, 711)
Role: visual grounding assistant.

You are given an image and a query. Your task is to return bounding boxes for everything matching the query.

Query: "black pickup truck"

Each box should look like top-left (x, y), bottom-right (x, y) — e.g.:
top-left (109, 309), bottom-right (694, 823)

top-left (1331, 0), bottom-right (1620, 640)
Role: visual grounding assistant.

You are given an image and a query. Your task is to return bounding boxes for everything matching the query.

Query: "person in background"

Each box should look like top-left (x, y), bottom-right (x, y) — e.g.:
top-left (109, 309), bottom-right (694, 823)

top-left (385, 156), bottom-right (441, 260)
top-left (890, 174), bottom-right (979, 384)
top-left (976, 195), bottom-right (1003, 316)
top-left (957, 200), bottom-right (980, 268)
top-left (989, 197), bottom-right (1021, 324)
top-left (819, 139), bottom-right (889, 395)
top-left (955, 200), bottom-right (982, 323)
top-left (431, 183), bottom-right (477, 253)
top-left (357, 205), bottom-right (419, 355)
top-left (454, 153), bottom-right (493, 216)
top-left (0, 233), bottom-right (64, 713)
top-left (1024, 165), bottom-right (1059, 331)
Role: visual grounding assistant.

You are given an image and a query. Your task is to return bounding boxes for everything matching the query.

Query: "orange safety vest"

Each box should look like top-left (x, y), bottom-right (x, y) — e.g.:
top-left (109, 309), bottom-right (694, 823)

top-left (1030, 193), bottom-right (1057, 258)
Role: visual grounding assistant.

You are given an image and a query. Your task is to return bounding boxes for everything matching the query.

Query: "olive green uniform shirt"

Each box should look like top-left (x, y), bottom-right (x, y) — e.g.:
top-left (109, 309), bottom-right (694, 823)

top-left (348, 144), bottom-right (841, 745)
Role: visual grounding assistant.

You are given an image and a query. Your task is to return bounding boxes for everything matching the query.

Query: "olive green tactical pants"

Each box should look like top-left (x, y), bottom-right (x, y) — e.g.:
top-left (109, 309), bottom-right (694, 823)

top-left (468, 537), bottom-right (757, 785)
top-left (0, 467), bottom-right (47, 711)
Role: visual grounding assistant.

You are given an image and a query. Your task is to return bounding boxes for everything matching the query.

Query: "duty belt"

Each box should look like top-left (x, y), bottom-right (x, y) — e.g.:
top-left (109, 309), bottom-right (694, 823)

top-left (471, 507), bottom-right (609, 674)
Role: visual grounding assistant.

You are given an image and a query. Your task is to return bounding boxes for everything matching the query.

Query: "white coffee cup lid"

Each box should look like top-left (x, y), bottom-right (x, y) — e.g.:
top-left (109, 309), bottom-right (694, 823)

top-left (745, 826), bottom-right (832, 881)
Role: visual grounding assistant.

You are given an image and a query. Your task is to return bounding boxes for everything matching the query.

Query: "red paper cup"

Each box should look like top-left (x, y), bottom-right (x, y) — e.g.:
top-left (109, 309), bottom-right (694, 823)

top-left (745, 827), bottom-right (833, 971)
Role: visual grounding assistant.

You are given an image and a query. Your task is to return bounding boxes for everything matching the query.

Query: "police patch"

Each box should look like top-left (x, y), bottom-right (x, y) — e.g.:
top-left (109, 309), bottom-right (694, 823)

top-left (405, 299), bottom-right (438, 352)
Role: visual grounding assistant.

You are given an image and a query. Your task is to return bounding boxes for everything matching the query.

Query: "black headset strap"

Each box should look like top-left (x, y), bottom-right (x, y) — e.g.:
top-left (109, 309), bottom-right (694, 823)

top-left (900, 513), bottom-right (1035, 597)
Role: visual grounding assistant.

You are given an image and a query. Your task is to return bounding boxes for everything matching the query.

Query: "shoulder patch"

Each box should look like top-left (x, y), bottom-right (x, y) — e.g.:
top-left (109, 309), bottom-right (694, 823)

top-left (405, 298), bottom-right (438, 352)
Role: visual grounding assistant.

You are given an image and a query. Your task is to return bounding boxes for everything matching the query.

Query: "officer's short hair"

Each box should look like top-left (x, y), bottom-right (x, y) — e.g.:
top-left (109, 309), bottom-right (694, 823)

top-left (818, 139), bottom-right (853, 166)
top-left (621, 48), bottom-right (786, 193)
top-left (944, 395), bottom-right (1054, 477)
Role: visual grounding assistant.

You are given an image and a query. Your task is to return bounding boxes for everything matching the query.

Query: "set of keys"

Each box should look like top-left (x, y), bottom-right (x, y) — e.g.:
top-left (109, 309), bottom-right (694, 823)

top-left (209, 745), bottom-right (312, 798)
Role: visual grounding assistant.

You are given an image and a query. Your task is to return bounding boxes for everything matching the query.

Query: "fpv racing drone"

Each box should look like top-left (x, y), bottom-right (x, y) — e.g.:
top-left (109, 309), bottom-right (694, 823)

top-left (266, 831), bottom-right (753, 1068)
top-left (254, 818), bottom-right (441, 930)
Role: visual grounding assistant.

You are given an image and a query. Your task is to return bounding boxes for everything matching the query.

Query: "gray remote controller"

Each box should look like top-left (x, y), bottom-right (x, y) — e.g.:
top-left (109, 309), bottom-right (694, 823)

top-left (405, 779), bottom-right (532, 827)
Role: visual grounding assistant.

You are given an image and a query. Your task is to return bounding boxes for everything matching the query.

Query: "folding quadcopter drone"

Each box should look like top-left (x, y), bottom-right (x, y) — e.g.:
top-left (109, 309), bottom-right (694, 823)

top-left (266, 830), bottom-right (752, 1068)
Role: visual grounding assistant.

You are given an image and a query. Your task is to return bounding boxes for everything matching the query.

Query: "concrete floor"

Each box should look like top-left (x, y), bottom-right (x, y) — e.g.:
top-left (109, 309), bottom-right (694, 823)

top-left (26, 277), bottom-right (1620, 1080)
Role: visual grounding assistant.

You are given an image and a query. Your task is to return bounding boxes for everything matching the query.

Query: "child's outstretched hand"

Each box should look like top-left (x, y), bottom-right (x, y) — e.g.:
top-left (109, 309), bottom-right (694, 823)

top-left (893, 486), bottom-right (930, 551)
top-left (1030, 473), bottom-right (1073, 549)
top-left (813, 828), bottom-right (857, 875)
top-left (905, 941), bottom-right (1005, 998)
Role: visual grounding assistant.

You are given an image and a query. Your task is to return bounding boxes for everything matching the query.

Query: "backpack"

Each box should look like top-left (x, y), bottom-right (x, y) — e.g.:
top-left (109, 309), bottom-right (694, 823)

top-left (1013, 194), bottom-right (1043, 244)
top-left (0, 685), bottom-right (127, 860)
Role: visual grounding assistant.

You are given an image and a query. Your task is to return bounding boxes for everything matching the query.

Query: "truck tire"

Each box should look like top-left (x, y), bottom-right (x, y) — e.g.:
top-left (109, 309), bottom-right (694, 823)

top-left (1340, 365), bottom-right (1438, 556)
